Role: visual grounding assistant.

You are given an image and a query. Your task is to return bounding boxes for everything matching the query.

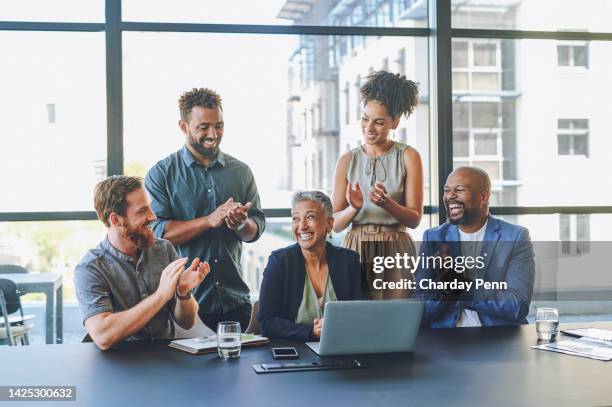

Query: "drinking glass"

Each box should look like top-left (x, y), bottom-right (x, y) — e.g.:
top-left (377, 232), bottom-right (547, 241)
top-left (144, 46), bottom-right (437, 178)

top-left (536, 307), bottom-right (559, 341)
top-left (217, 321), bottom-right (241, 359)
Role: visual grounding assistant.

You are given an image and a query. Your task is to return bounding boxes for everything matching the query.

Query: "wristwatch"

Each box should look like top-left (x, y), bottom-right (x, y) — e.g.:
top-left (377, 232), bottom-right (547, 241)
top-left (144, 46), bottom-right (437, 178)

top-left (176, 288), bottom-right (192, 301)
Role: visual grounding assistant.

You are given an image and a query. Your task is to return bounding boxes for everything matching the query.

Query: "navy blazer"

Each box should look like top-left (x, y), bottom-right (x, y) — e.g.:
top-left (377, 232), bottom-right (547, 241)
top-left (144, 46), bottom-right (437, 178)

top-left (415, 215), bottom-right (535, 328)
top-left (258, 242), bottom-right (361, 341)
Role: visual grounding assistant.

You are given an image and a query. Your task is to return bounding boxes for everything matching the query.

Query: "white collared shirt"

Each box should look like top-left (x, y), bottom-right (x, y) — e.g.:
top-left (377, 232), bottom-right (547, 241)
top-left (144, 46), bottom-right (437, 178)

top-left (456, 219), bottom-right (488, 327)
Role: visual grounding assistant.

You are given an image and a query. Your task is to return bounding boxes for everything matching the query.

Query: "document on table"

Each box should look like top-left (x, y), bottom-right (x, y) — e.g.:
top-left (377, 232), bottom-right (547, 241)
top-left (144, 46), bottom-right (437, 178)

top-left (532, 337), bottom-right (612, 361)
top-left (561, 328), bottom-right (612, 342)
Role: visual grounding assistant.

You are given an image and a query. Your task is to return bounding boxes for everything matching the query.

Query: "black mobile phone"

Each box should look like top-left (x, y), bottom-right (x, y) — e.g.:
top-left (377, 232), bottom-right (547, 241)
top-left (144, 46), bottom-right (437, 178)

top-left (272, 347), bottom-right (299, 360)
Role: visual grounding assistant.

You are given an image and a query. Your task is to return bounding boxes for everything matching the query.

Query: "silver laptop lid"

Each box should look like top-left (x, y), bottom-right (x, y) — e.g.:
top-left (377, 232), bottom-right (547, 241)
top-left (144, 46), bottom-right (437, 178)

top-left (316, 300), bottom-right (424, 356)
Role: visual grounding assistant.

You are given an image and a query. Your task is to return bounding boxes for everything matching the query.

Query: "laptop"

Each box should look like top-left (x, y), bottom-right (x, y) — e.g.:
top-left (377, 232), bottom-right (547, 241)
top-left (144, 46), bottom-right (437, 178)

top-left (306, 300), bottom-right (424, 356)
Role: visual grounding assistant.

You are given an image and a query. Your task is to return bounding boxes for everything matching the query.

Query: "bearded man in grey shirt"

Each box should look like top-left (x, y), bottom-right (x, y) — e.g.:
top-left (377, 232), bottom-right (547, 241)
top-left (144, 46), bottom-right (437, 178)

top-left (74, 176), bottom-right (210, 350)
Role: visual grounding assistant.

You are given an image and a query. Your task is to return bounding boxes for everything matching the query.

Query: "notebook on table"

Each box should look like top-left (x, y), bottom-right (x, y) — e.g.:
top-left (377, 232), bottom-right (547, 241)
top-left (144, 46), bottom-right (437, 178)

top-left (169, 333), bottom-right (269, 355)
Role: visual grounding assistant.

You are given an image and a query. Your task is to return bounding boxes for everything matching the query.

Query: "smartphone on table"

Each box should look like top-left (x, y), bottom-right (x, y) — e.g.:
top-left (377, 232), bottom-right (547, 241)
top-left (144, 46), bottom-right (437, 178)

top-left (272, 347), bottom-right (299, 360)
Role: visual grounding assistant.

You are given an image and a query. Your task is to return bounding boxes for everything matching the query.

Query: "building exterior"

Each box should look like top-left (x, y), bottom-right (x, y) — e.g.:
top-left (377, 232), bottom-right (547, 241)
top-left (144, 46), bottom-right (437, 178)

top-left (280, 0), bottom-right (429, 195)
top-left (279, 0), bottom-right (612, 243)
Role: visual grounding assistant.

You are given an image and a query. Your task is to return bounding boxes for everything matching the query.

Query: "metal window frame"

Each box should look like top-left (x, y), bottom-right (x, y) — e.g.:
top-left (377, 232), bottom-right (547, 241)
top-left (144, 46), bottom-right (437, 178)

top-left (1, 0), bottom-right (612, 224)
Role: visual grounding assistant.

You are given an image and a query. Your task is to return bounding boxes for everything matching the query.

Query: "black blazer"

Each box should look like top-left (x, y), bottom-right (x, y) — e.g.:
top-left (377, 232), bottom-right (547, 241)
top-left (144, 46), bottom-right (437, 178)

top-left (257, 242), bottom-right (361, 341)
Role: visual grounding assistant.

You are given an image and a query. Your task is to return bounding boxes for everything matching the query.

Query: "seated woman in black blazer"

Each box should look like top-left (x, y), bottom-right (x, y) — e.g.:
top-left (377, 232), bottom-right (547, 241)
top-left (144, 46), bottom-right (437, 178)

top-left (258, 191), bottom-right (361, 341)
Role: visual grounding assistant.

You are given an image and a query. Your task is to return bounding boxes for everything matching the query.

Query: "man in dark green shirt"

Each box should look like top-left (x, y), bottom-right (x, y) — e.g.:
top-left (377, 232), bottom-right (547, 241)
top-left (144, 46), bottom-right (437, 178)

top-left (145, 87), bottom-right (265, 332)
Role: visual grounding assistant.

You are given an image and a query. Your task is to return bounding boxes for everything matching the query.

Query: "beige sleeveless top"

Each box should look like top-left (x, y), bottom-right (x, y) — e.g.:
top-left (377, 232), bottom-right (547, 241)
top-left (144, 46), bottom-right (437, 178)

top-left (347, 141), bottom-right (408, 225)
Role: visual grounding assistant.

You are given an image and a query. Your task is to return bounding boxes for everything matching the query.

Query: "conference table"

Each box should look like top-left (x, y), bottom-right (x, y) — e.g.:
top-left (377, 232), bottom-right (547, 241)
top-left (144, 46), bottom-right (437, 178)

top-left (1, 322), bottom-right (611, 406)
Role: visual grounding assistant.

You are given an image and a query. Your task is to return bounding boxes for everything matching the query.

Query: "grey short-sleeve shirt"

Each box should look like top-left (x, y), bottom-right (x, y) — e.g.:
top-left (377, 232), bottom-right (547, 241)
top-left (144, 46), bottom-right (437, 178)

top-left (74, 237), bottom-right (179, 341)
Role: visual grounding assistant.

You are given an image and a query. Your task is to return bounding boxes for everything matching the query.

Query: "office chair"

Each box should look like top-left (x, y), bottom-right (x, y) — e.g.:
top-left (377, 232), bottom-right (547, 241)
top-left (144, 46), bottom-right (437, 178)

top-left (0, 264), bottom-right (29, 274)
top-left (245, 300), bottom-right (259, 335)
top-left (0, 278), bottom-right (34, 346)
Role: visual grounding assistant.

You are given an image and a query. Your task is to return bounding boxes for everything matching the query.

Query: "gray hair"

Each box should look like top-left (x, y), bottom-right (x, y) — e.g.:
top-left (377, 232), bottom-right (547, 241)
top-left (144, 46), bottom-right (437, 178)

top-left (291, 191), bottom-right (333, 218)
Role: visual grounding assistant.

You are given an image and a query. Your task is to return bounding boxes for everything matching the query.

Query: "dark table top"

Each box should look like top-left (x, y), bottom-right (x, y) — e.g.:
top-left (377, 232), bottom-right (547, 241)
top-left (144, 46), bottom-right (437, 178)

top-left (1, 322), bottom-right (611, 407)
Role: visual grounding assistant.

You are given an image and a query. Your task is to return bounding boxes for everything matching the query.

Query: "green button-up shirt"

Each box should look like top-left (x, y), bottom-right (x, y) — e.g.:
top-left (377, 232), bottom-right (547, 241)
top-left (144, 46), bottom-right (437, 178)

top-left (145, 146), bottom-right (265, 314)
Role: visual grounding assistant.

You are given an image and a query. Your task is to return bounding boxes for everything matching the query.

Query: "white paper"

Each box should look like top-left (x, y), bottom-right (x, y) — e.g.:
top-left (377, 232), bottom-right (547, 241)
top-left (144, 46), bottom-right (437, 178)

top-left (532, 344), bottom-right (611, 361)
top-left (562, 328), bottom-right (612, 342)
top-left (532, 337), bottom-right (612, 361)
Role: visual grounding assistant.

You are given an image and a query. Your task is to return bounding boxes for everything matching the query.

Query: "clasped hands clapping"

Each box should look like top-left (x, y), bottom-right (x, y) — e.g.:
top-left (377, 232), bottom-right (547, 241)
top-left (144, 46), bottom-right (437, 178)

top-left (345, 180), bottom-right (390, 209)
top-left (155, 198), bottom-right (251, 301)
top-left (207, 197), bottom-right (252, 231)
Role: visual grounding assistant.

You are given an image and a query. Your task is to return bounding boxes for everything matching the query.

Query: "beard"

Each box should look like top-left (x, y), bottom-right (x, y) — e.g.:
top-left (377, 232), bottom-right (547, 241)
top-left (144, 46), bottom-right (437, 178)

top-left (189, 135), bottom-right (221, 159)
top-left (120, 222), bottom-right (155, 250)
top-left (446, 203), bottom-right (479, 226)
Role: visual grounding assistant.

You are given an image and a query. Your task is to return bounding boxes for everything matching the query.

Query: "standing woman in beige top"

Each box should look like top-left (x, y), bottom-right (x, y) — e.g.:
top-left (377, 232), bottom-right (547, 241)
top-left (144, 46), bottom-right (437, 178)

top-left (332, 71), bottom-right (423, 300)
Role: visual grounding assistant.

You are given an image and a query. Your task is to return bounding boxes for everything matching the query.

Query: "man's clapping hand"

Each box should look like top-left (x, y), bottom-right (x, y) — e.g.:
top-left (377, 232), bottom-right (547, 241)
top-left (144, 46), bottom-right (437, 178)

top-left (207, 197), bottom-right (237, 228)
top-left (177, 258), bottom-right (210, 296)
top-left (156, 258), bottom-right (189, 302)
top-left (225, 202), bottom-right (252, 230)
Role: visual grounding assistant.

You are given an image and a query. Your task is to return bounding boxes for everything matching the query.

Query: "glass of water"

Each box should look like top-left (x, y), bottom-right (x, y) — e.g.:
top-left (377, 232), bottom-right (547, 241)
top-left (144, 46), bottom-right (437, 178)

top-left (536, 307), bottom-right (559, 341)
top-left (217, 321), bottom-right (241, 359)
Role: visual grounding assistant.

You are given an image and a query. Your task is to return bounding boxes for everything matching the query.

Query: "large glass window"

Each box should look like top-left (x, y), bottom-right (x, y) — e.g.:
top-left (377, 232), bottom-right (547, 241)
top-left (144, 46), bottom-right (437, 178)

top-left (123, 33), bottom-right (430, 206)
top-left (0, 0), bottom-right (103, 22)
top-left (452, 39), bottom-right (612, 206)
top-left (122, 32), bottom-right (297, 210)
top-left (451, 0), bottom-right (612, 33)
top-left (2, 0), bottom-right (611, 345)
top-left (0, 221), bottom-right (106, 344)
top-left (123, 0), bottom-right (428, 27)
top-left (0, 32), bottom-right (107, 212)
top-left (496, 213), bottom-right (612, 321)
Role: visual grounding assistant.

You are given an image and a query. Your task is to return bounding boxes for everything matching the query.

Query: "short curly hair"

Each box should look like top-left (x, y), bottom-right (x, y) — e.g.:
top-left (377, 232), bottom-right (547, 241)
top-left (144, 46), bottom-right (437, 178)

top-left (360, 71), bottom-right (419, 119)
top-left (178, 87), bottom-right (223, 121)
top-left (94, 175), bottom-right (143, 227)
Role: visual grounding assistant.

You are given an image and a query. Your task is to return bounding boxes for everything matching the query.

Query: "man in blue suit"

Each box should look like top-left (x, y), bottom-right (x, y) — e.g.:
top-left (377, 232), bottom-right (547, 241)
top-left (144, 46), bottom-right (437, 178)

top-left (415, 166), bottom-right (535, 327)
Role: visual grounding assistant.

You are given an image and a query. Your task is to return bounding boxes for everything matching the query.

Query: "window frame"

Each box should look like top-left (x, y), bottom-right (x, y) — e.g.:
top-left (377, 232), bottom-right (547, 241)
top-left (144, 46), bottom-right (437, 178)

top-left (557, 118), bottom-right (590, 157)
top-left (560, 213), bottom-right (591, 256)
top-left (1, 0), bottom-right (611, 223)
top-left (452, 38), bottom-right (501, 93)
top-left (557, 41), bottom-right (589, 69)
